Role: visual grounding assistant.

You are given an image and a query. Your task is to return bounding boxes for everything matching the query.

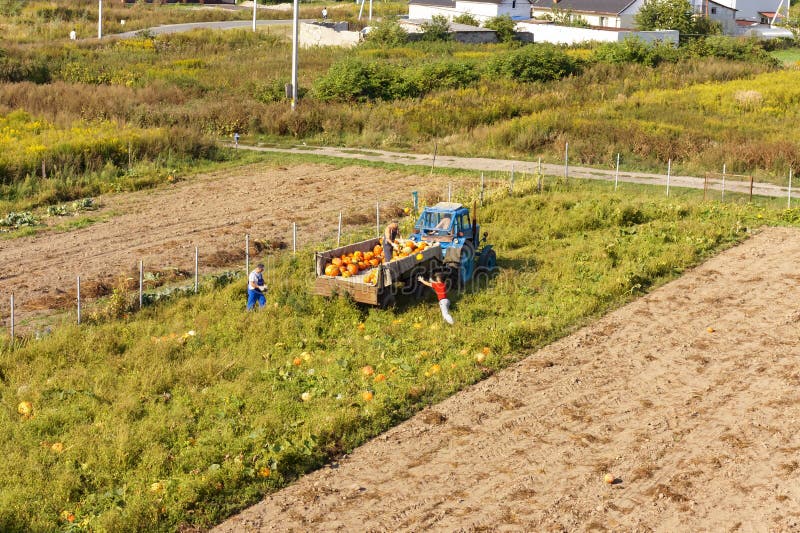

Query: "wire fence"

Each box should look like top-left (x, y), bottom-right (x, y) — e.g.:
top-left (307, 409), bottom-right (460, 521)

top-left (2, 153), bottom-right (797, 343)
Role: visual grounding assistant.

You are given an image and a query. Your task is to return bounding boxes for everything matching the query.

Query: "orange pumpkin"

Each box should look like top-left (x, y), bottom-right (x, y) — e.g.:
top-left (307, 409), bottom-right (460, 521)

top-left (353, 251), bottom-right (364, 261)
top-left (369, 258), bottom-right (380, 267)
top-left (358, 261), bottom-right (368, 270)
top-left (346, 263), bottom-right (359, 276)
top-left (332, 257), bottom-right (342, 267)
top-left (373, 245), bottom-right (382, 255)
top-left (364, 251), bottom-right (374, 261)
top-left (324, 264), bottom-right (338, 276)
top-left (342, 271), bottom-right (352, 278)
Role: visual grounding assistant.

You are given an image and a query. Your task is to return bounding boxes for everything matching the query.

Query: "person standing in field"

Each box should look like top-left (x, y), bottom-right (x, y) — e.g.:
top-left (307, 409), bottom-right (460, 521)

top-left (383, 221), bottom-right (402, 262)
top-left (418, 273), bottom-right (454, 325)
top-left (322, 7), bottom-right (328, 20)
top-left (247, 263), bottom-right (267, 310)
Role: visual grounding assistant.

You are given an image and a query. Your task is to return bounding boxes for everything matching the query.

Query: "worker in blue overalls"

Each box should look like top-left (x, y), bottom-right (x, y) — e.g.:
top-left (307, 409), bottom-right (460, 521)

top-left (247, 263), bottom-right (267, 310)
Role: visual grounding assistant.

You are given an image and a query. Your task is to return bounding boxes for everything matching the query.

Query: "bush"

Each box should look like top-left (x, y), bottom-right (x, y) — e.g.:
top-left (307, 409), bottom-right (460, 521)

top-left (452, 13), bottom-right (479, 27)
top-left (420, 15), bottom-right (451, 42)
top-left (593, 38), bottom-right (681, 67)
top-left (685, 36), bottom-right (780, 66)
top-left (364, 18), bottom-right (408, 47)
top-left (311, 57), bottom-right (394, 101)
top-left (312, 57), bottom-right (479, 101)
top-left (0, 48), bottom-right (51, 83)
top-left (483, 15), bottom-right (517, 43)
top-left (406, 60), bottom-right (480, 94)
top-left (0, 0), bottom-right (25, 16)
top-left (487, 44), bottom-right (581, 82)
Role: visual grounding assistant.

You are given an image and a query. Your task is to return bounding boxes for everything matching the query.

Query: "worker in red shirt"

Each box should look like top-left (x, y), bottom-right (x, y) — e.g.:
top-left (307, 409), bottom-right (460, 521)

top-left (418, 273), bottom-right (454, 325)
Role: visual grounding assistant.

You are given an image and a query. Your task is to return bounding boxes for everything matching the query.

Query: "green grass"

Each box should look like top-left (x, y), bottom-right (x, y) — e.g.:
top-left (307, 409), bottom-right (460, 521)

top-left (2, 21), bottom-right (797, 190)
top-left (771, 47), bottom-right (800, 65)
top-left (2, 176), bottom-right (799, 531)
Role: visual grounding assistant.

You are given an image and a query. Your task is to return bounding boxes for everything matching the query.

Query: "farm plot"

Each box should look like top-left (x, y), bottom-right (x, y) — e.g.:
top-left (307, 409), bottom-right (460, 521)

top-left (0, 162), bottom-right (449, 325)
top-left (216, 226), bottom-right (800, 532)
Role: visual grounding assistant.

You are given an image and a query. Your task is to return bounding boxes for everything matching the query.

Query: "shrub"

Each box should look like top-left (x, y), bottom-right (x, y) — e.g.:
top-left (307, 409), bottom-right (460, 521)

top-left (487, 44), bottom-right (581, 82)
top-left (593, 38), bottom-right (681, 67)
top-left (0, 0), bottom-right (25, 16)
top-left (453, 13), bottom-right (479, 27)
top-left (0, 48), bottom-right (50, 83)
top-left (406, 60), bottom-right (480, 95)
top-left (365, 18), bottom-right (408, 47)
top-left (312, 57), bottom-right (395, 101)
top-left (483, 15), bottom-right (517, 43)
top-left (312, 57), bottom-right (479, 101)
top-left (420, 15), bottom-right (451, 42)
top-left (685, 36), bottom-right (780, 66)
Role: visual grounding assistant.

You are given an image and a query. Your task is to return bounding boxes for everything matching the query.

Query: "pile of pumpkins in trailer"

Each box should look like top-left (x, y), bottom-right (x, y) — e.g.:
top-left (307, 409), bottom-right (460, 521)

top-left (323, 239), bottom-right (430, 285)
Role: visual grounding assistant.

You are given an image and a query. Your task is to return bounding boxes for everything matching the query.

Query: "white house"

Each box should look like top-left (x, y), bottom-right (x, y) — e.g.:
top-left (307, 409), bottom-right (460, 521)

top-left (532, 0), bottom-right (737, 34)
top-left (688, 0), bottom-right (738, 34)
top-left (408, 0), bottom-right (532, 23)
top-left (530, 0), bottom-right (645, 29)
top-left (713, 0), bottom-right (787, 23)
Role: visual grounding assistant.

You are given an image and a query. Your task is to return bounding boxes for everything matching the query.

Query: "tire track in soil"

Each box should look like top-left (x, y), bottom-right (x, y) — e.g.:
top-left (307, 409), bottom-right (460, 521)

top-left (0, 163), bottom-right (449, 327)
top-left (214, 227), bottom-right (800, 532)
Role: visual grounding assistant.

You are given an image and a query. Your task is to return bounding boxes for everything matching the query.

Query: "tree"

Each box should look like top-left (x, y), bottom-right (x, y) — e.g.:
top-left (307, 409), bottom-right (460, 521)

top-left (420, 15), bottom-right (451, 41)
top-left (635, 0), bottom-right (695, 34)
top-left (484, 15), bottom-right (517, 43)
top-left (453, 13), bottom-right (480, 27)
top-left (365, 18), bottom-right (408, 47)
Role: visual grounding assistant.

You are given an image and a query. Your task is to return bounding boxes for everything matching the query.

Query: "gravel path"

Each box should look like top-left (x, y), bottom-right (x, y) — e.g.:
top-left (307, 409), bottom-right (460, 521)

top-left (236, 144), bottom-right (793, 200)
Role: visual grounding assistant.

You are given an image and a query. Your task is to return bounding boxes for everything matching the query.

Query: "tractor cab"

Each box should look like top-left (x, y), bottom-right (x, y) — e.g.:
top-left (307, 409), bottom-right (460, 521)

top-left (410, 202), bottom-right (477, 251)
top-left (409, 202), bottom-right (494, 287)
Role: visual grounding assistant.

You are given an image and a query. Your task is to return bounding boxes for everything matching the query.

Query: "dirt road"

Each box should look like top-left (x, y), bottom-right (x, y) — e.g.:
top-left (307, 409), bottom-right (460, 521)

top-left (239, 144), bottom-right (793, 200)
top-left (0, 163), bottom-right (445, 327)
top-left (215, 227), bottom-right (800, 532)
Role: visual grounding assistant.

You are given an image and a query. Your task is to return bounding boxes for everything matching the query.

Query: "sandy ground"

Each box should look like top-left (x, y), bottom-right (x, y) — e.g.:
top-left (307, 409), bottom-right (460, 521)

top-left (0, 163), bottom-right (448, 327)
top-left (214, 227), bottom-right (800, 532)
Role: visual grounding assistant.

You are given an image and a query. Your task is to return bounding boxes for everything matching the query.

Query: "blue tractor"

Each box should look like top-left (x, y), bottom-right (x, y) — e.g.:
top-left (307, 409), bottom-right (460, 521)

top-left (408, 202), bottom-right (496, 288)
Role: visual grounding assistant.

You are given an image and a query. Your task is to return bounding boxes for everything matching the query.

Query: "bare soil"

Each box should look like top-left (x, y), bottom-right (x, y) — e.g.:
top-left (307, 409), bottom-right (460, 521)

top-left (214, 227), bottom-right (800, 532)
top-left (0, 163), bottom-right (448, 327)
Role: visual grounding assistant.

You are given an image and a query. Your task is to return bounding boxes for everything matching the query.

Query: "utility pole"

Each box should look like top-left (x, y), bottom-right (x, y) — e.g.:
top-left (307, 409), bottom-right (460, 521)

top-left (252, 0), bottom-right (257, 31)
top-left (290, 0), bottom-right (299, 110)
top-left (98, 0), bottom-right (103, 39)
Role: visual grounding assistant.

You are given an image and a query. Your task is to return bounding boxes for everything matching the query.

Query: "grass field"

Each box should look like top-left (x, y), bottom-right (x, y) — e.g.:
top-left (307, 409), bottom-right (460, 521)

top-left (2, 174), bottom-right (799, 531)
top-left (771, 47), bottom-right (800, 65)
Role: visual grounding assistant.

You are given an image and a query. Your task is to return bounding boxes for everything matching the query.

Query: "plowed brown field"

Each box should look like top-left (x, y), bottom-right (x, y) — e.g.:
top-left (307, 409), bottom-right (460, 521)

top-left (0, 163), bottom-right (447, 327)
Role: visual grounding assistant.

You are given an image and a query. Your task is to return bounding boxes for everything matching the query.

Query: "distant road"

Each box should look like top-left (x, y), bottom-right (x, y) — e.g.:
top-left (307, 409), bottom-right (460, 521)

top-left (110, 18), bottom-right (308, 39)
top-left (232, 143), bottom-right (794, 200)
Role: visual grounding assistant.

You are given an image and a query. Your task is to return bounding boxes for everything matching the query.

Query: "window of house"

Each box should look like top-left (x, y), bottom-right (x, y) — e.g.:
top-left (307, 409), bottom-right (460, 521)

top-left (599, 16), bottom-right (607, 26)
top-left (512, 0), bottom-right (516, 7)
top-left (711, 7), bottom-right (716, 14)
top-left (760, 15), bottom-right (768, 23)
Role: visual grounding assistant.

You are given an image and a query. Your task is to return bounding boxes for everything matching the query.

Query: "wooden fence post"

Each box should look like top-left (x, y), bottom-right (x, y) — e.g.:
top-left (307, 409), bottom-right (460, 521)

top-left (77, 276), bottom-right (81, 325)
top-left (139, 260), bottom-right (143, 309)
